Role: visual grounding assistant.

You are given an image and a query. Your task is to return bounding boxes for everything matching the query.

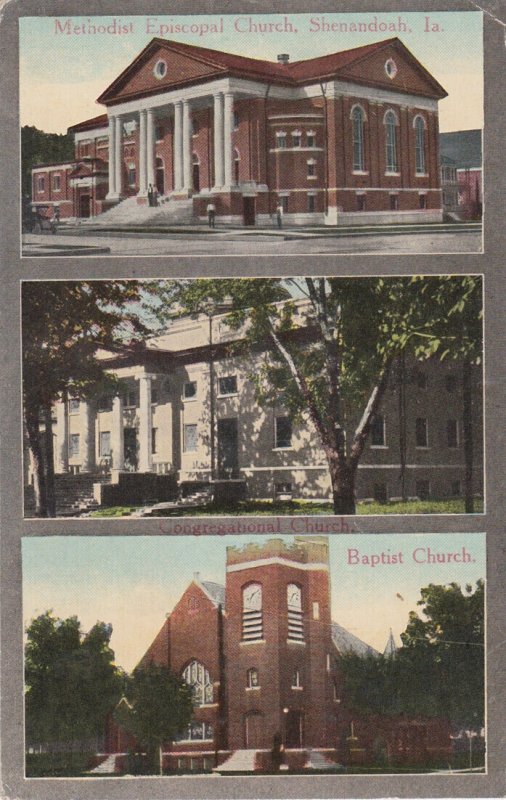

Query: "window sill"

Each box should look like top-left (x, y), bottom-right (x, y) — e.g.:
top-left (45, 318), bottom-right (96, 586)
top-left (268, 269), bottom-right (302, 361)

top-left (287, 639), bottom-right (306, 646)
top-left (370, 445), bottom-right (388, 449)
top-left (385, 172), bottom-right (401, 177)
top-left (240, 639), bottom-right (266, 646)
top-left (352, 170), bottom-right (369, 176)
top-left (246, 686), bottom-right (261, 692)
top-left (183, 397), bottom-right (197, 403)
top-left (273, 447), bottom-right (294, 452)
top-left (416, 173), bottom-right (429, 178)
top-left (291, 686), bottom-right (304, 691)
top-left (307, 176), bottom-right (318, 180)
top-left (217, 393), bottom-right (238, 399)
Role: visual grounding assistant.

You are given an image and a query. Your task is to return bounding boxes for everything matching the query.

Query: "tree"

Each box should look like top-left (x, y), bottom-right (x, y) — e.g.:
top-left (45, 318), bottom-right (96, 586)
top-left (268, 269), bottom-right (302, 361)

top-left (25, 612), bottom-right (123, 769)
top-left (151, 276), bottom-right (482, 514)
top-left (22, 281), bottom-right (147, 516)
top-left (116, 663), bottom-right (193, 774)
top-left (338, 581), bottom-right (484, 732)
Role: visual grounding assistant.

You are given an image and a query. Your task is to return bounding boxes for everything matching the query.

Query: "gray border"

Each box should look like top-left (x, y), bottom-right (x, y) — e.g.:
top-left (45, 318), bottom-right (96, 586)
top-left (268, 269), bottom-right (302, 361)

top-left (1, 0), bottom-right (506, 798)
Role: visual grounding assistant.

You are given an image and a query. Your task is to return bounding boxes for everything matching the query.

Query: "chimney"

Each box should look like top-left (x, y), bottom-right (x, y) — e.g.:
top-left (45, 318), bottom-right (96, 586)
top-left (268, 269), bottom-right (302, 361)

top-left (277, 53), bottom-right (290, 64)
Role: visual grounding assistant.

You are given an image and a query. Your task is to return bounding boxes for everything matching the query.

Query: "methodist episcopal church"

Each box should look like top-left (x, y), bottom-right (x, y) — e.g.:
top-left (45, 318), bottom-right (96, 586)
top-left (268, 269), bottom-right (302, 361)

top-left (31, 35), bottom-right (447, 227)
top-left (102, 536), bottom-right (451, 774)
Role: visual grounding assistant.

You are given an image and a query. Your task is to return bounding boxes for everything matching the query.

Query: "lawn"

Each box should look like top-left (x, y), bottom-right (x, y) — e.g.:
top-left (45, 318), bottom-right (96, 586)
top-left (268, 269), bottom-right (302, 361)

top-left (90, 498), bottom-right (483, 517)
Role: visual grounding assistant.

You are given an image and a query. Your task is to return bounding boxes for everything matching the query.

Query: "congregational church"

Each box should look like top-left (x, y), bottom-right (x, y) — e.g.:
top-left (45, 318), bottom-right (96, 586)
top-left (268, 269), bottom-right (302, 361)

top-left (31, 35), bottom-right (447, 227)
top-left (101, 536), bottom-right (451, 774)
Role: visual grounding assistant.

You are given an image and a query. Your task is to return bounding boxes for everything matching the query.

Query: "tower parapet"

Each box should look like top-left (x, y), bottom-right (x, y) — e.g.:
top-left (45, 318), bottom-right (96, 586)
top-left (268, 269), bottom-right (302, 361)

top-left (226, 536), bottom-right (329, 567)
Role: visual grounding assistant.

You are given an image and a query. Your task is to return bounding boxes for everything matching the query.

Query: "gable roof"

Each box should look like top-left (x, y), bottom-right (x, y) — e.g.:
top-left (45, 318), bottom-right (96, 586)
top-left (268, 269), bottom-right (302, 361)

top-left (331, 621), bottom-right (378, 657)
top-left (97, 36), bottom-right (446, 106)
top-left (439, 129), bottom-right (482, 169)
top-left (200, 580), bottom-right (226, 608)
top-left (68, 113), bottom-right (108, 134)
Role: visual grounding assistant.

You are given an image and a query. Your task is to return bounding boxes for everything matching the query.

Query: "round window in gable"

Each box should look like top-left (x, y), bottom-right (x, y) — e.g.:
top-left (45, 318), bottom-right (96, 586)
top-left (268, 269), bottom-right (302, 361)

top-left (385, 58), bottom-right (398, 79)
top-left (153, 59), bottom-right (167, 80)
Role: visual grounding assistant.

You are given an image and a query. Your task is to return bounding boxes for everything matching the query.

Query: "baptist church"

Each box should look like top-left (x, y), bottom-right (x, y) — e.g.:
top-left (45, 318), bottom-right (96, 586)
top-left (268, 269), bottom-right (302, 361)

top-left (100, 536), bottom-right (451, 773)
top-left (31, 35), bottom-right (447, 227)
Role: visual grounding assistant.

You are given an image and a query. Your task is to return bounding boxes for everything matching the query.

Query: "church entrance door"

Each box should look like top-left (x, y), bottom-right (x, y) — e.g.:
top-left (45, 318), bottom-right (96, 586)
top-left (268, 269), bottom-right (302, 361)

top-left (123, 428), bottom-right (138, 471)
top-left (156, 158), bottom-right (164, 195)
top-left (244, 712), bottom-right (264, 749)
top-left (79, 194), bottom-right (91, 218)
top-left (192, 157), bottom-right (200, 193)
top-left (217, 418), bottom-right (239, 479)
top-left (285, 710), bottom-right (303, 748)
top-left (242, 196), bottom-right (256, 226)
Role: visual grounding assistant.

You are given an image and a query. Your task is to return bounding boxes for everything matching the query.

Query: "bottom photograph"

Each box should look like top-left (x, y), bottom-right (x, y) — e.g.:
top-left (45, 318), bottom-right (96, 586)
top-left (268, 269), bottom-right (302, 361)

top-left (22, 532), bottom-right (485, 777)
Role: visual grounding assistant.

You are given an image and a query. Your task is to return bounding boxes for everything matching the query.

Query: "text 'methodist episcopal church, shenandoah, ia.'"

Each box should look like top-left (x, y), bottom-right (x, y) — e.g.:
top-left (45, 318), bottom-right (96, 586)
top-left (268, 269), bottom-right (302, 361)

top-left (31, 35), bottom-right (447, 227)
top-left (100, 536), bottom-right (452, 773)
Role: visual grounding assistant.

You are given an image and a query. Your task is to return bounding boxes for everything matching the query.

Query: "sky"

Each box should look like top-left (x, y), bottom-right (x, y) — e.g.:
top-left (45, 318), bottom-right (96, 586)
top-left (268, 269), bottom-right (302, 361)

top-left (23, 532), bottom-right (485, 673)
top-left (19, 12), bottom-right (483, 134)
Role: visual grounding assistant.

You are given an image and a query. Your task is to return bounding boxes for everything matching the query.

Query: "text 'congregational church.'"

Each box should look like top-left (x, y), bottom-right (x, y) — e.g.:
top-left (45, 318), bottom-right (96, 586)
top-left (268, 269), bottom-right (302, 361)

top-left (31, 35), bottom-right (447, 227)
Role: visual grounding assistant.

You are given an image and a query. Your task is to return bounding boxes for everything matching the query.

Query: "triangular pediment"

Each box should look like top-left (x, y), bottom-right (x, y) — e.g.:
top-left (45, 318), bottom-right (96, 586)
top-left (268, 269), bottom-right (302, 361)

top-left (339, 40), bottom-right (446, 99)
top-left (98, 40), bottom-right (226, 105)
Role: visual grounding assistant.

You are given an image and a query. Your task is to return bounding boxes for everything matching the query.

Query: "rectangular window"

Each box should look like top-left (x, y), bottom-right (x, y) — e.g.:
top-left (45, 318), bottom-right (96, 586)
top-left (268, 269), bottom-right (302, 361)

top-left (276, 133), bottom-right (287, 149)
top-left (69, 434), bottom-right (80, 457)
top-left (370, 415), bottom-right (385, 446)
top-left (280, 196), bottom-right (289, 213)
top-left (151, 386), bottom-right (158, 405)
top-left (291, 669), bottom-right (302, 688)
top-left (419, 194), bottom-right (427, 209)
top-left (184, 423), bottom-right (198, 452)
top-left (218, 376), bottom-right (237, 395)
top-left (98, 395), bottom-right (112, 412)
top-left (447, 419), bottom-right (458, 448)
top-left (151, 427), bottom-right (157, 454)
top-left (155, 124), bottom-right (164, 142)
top-left (183, 381), bottom-right (197, 400)
top-left (306, 132), bottom-right (316, 148)
top-left (357, 194), bottom-right (366, 211)
top-left (275, 416), bottom-right (292, 449)
top-left (415, 417), bottom-right (428, 448)
top-left (307, 194), bottom-right (316, 212)
top-left (68, 398), bottom-right (80, 414)
top-left (292, 132), bottom-right (301, 147)
top-left (389, 194), bottom-right (399, 211)
top-left (37, 176), bottom-right (45, 193)
top-left (128, 165), bottom-right (136, 188)
top-left (124, 387), bottom-right (138, 408)
top-left (99, 431), bottom-right (111, 457)
top-left (307, 161), bottom-right (316, 178)
top-left (52, 174), bottom-right (61, 192)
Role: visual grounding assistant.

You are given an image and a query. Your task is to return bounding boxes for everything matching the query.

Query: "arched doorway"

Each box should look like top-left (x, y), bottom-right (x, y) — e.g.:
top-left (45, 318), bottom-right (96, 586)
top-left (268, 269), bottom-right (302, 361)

top-left (244, 712), bottom-right (264, 749)
top-left (156, 157), bottom-right (165, 195)
top-left (192, 154), bottom-right (200, 193)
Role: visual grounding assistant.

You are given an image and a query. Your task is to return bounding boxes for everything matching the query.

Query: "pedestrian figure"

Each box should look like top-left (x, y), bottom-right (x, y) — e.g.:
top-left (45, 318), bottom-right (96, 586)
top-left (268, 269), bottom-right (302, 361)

top-left (148, 184), bottom-right (154, 207)
top-left (271, 732), bottom-right (284, 772)
top-left (207, 201), bottom-right (216, 228)
top-left (276, 202), bottom-right (283, 229)
top-left (153, 187), bottom-right (159, 207)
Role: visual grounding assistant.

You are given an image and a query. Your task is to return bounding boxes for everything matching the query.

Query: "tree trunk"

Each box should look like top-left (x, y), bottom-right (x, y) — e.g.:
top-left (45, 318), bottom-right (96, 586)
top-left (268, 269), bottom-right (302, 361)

top-left (329, 458), bottom-right (356, 515)
top-left (25, 404), bottom-right (47, 517)
top-left (43, 406), bottom-right (56, 517)
top-left (462, 358), bottom-right (474, 513)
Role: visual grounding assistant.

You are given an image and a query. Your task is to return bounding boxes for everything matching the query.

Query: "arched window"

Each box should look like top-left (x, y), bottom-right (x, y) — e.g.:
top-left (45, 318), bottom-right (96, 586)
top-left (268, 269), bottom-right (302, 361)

top-left (247, 667), bottom-right (259, 688)
top-left (384, 110), bottom-right (398, 173)
top-left (242, 583), bottom-right (263, 641)
top-left (182, 660), bottom-right (213, 706)
top-left (287, 583), bottom-right (303, 641)
top-left (351, 106), bottom-right (365, 171)
top-left (414, 116), bottom-right (426, 174)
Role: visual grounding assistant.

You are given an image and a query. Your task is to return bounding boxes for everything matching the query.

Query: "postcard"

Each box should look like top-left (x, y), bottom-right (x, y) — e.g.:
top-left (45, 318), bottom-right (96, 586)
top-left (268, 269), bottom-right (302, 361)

top-left (20, 11), bottom-right (483, 258)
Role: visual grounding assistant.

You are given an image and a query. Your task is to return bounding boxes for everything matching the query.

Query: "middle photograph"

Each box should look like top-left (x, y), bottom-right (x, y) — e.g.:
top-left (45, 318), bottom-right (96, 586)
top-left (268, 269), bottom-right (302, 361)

top-left (22, 275), bottom-right (483, 519)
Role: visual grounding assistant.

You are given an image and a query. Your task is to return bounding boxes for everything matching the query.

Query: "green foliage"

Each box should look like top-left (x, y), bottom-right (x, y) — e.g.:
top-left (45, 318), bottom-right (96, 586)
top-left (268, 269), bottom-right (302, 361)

top-left (117, 663), bottom-right (193, 773)
top-left (21, 125), bottom-right (74, 197)
top-left (25, 751), bottom-right (96, 777)
top-left (339, 581), bottom-right (484, 732)
top-left (25, 611), bottom-right (123, 749)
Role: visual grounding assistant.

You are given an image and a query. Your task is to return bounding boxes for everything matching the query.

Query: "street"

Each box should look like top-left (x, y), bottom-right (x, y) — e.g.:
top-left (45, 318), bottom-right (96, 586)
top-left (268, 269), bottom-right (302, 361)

top-left (22, 225), bottom-right (481, 258)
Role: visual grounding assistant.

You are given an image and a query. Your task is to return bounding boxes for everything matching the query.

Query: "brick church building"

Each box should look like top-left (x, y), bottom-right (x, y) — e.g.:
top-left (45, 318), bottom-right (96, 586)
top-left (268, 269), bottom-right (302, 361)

top-left (31, 35), bottom-right (446, 227)
top-left (102, 536), bottom-right (451, 774)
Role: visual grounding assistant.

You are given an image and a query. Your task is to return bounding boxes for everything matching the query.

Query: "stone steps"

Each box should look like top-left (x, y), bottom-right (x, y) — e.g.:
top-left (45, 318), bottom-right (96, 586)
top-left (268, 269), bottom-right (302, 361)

top-left (87, 754), bottom-right (119, 774)
top-left (214, 749), bottom-right (258, 773)
top-left (91, 196), bottom-right (196, 226)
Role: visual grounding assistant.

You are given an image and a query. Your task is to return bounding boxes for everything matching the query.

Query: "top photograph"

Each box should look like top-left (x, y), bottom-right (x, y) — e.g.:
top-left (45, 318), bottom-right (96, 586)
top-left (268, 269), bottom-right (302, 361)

top-left (20, 12), bottom-right (483, 259)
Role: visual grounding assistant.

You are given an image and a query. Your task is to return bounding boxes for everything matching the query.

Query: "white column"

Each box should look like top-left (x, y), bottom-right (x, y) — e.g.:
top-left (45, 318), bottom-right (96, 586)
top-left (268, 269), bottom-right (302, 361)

top-left (56, 399), bottom-right (69, 473)
top-left (146, 108), bottom-right (156, 191)
top-left (114, 115), bottom-right (123, 198)
top-left (106, 116), bottom-right (117, 199)
top-left (213, 92), bottom-right (224, 189)
top-left (81, 401), bottom-right (95, 472)
top-left (182, 100), bottom-right (192, 192)
top-left (173, 101), bottom-right (183, 192)
top-left (137, 375), bottom-right (154, 473)
top-left (223, 92), bottom-right (234, 188)
top-left (111, 395), bottom-right (124, 471)
top-left (138, 109), bottom-right (148, 196)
